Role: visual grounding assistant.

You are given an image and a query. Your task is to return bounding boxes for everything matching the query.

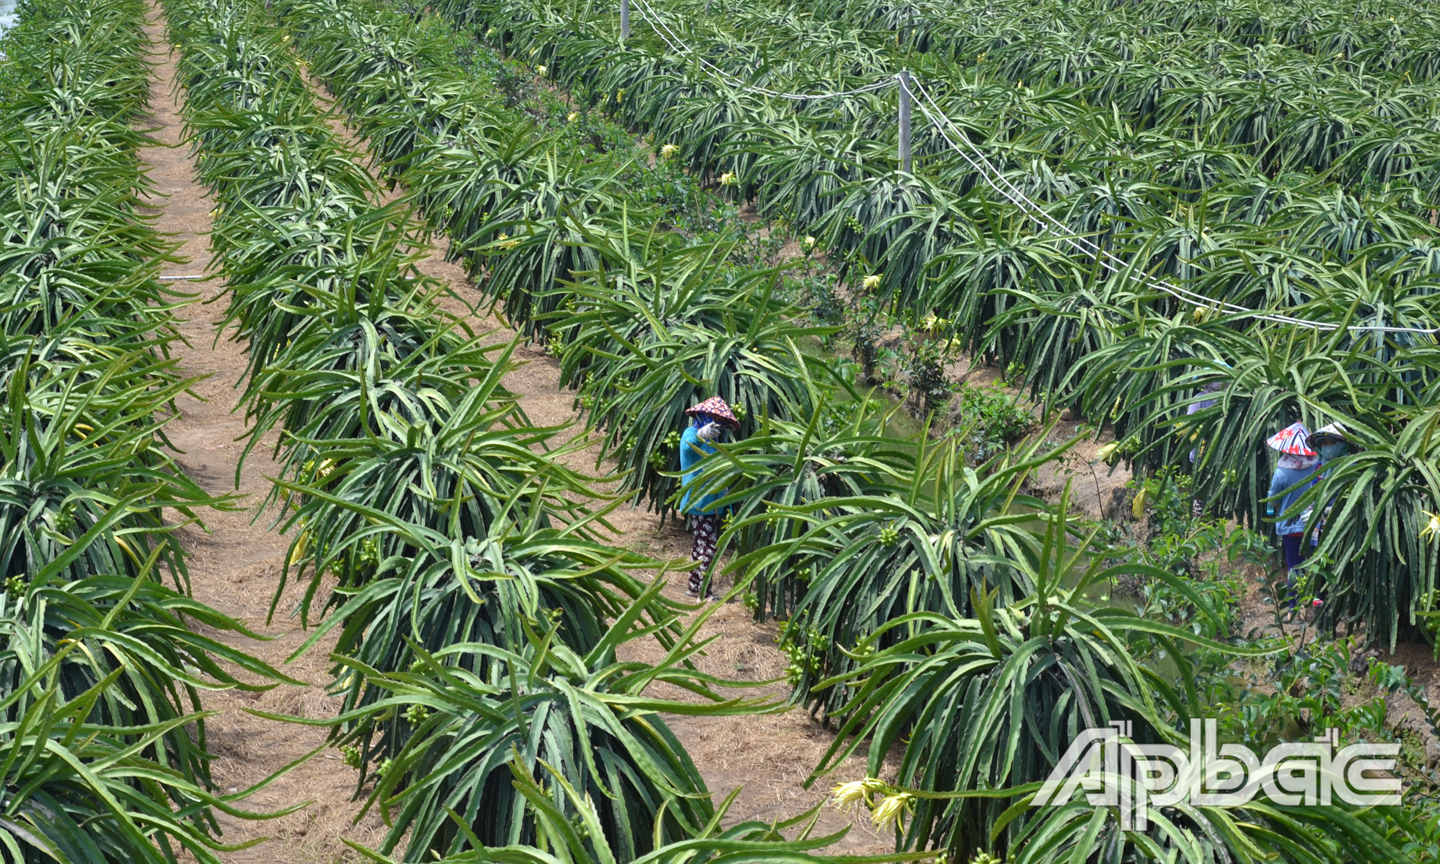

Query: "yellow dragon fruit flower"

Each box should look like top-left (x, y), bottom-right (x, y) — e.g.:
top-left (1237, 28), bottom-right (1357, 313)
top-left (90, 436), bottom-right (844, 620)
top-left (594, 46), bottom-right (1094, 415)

top-left (289, 528), bottom-right (311, 567)
top-left (1423, 511), bottom-right (1440, 541)
top-left (871, 792), bottom-right (914, 831)
top-left (832, 780), bottom-right (870, 807)
top-left (831, 777), bottom-right (888, 807)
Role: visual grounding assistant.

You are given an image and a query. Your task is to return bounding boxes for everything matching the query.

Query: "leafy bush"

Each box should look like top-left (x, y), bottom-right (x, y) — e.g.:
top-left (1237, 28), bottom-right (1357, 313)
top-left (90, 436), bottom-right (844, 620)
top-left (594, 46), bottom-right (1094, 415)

top-left (1304, 407), bottom-right (1440, 649)
top-left (554, 249), bottom-right (832, 513)
top-left (760, 438), bottom-right (1064, 714)
top-left (0, 361), bottom-right (207, 588)
top-left (946, 382), bottom-right (1035, 462)
top-left (288, 511), bottom-right (682, 741)
top-left (3, 573), bottom-right (297, 789)
top-left (347, 759), bottom-right (892, 864)
top-left (814, 502), bottom-right (1259, 862)
top-left (242, 298), bottom-right (504, 475)
top-left (903, 337), bottom-right (951, 415)
top-left (0, 663), bottom-right (280, 864)
top-left (273, 372), bottom-right (596, 625)
top-left (332, 615), bottom-right (757, 862)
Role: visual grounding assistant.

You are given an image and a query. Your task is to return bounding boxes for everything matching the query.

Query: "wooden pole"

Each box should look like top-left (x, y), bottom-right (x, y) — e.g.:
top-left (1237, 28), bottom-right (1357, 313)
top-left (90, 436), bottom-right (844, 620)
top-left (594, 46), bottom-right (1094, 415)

top-left (898, 70), bottom-right (912, 174)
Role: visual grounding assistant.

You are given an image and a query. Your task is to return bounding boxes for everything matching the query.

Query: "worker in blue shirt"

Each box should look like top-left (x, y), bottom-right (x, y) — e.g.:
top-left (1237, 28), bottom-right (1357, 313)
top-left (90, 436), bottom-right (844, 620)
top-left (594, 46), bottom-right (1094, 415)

top-left (678, 396), bottom-right (740, 600)
top-left (1265, 422), bottom-right (1319, 613)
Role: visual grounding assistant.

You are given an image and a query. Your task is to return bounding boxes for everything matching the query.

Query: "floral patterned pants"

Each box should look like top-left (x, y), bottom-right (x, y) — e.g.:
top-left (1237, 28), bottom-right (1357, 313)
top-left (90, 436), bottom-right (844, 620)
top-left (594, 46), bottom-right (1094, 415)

top-left (688, 514), bottom-right (720, 595)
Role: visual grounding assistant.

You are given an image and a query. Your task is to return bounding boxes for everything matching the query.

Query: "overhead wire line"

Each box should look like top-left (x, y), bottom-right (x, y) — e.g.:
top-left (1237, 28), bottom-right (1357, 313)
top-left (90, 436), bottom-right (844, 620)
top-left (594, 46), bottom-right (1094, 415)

top-left (904, 75), bottom-right (1439, 335)
top-left (905, 76), bottom-right (1323, 330)
top-left (626, 0), bottom-right (1440, 336)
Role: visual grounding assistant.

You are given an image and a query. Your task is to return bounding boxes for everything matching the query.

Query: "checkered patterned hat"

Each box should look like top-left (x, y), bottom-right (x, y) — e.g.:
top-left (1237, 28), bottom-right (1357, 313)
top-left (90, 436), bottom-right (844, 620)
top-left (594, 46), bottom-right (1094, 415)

top-left (684, 396), bottom-right (740, 428)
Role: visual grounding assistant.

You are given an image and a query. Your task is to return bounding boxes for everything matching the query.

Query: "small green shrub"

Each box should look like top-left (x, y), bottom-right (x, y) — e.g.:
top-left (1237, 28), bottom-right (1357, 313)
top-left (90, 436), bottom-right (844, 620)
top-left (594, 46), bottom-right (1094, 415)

top-left (947, 383), bottom-right (1034, 461)
top-left (905, 337), bottom-right (953, 416)
top-left (845, 292), bottom-right (889, 383)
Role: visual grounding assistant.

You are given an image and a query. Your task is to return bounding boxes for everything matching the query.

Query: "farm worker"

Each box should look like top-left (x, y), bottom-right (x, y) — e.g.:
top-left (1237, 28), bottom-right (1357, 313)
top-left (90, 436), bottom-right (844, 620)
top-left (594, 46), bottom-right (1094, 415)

top-left (1187, 377), bottom-right (1227, 465)
top-left (1265, 422), bottom-right (1318, 611)
top-left (1185, 374), bottom-right (1227, 517)
top-left (1304, 422), bottom-right (1352, 554)
top-left (679, 396), bottom-right (741, 600)
top-left (1310, 422), bottom-right (1351, 465)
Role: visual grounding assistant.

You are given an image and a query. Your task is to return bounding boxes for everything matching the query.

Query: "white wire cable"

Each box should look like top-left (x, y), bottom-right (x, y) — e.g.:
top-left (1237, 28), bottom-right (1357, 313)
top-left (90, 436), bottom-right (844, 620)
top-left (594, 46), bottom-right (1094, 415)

top-left (630, 0), bottom-right (896, 101)
top-left (904, 75), bottom-right (1440, 336)
top-left (906, 76), bottom-right (1315, 326)
top-left (621, 0), bottom-right (1438, 337)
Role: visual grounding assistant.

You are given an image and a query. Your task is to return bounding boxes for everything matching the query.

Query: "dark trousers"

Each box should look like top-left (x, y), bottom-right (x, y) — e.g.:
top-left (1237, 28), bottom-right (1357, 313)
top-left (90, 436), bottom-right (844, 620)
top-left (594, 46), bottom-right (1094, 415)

top-left (1282, 533), bottom-right (1306, 571)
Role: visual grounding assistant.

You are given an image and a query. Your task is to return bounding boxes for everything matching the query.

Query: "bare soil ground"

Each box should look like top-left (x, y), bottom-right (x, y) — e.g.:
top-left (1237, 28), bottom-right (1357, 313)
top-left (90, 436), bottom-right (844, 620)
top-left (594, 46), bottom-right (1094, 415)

top-left (137, 8), bottom-right (889, 861)
top-left (137, 8), bottom-right (391, 860)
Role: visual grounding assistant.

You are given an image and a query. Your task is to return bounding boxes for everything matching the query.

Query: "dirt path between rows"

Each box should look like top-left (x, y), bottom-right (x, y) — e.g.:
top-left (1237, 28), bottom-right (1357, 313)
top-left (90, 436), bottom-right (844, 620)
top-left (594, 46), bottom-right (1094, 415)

top-left (134, 4), bottom-right (889, 860)
top-left (298, 53), bottom-right (897, 861)
top-left (137, 6), bottom-right (388, 860)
